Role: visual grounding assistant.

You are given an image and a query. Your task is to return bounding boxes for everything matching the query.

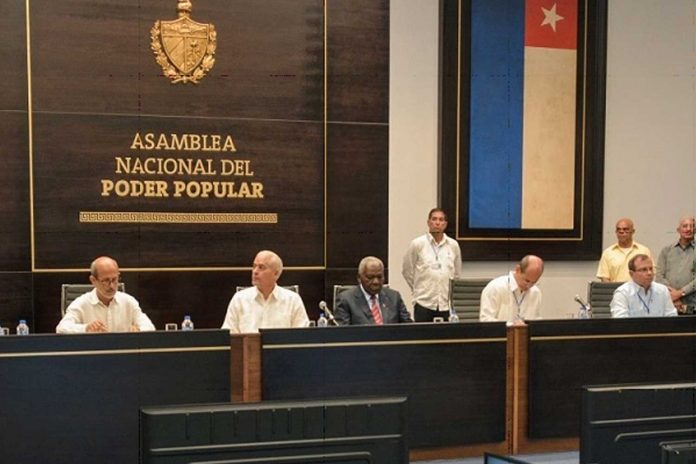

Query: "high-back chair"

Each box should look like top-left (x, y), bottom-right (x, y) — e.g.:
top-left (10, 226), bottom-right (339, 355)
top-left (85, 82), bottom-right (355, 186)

top-left (449, 278), bottom-right (491, 321)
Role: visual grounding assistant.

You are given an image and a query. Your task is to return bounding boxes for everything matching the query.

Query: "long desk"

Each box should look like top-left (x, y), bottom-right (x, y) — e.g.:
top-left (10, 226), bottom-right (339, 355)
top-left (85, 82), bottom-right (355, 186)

top-left (0, 329), bottom-right (230, 464)
top-left (261, 323), bottom-right (509, 457)
top-left (514, 317), bottom-right (696, 453)
top-left (230, 317), bottom-right (696, 460)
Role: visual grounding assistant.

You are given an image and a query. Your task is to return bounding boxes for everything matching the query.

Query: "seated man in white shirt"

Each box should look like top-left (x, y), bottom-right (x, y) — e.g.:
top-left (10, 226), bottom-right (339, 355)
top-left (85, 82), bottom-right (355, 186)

top-left (479, 255), bottom-right (544, 324)
top-left (610, 254), bottom-right (678, 318)
top-left (221, 250), bottom-right (309, 333)
top-left (56, 256), bottom-right (155, 333)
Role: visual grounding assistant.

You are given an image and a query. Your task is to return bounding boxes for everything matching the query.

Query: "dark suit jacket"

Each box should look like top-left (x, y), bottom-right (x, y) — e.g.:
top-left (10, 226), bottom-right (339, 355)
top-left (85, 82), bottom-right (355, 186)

top-left (334, 286), bottom-right (413, 325)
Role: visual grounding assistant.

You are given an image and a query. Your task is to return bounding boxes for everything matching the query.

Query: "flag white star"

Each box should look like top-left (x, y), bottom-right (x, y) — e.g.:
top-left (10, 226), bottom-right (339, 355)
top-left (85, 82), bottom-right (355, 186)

top-left (541, 3), bottom-right (564, 32)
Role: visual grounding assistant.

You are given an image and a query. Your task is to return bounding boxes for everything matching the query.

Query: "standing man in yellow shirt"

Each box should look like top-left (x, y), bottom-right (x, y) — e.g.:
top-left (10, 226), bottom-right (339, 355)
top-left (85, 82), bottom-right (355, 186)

top-left (596, 218), bottom-right (652, 282)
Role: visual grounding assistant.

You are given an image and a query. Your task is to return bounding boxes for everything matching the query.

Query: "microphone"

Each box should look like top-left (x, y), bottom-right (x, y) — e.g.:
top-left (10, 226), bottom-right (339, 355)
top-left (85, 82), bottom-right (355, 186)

top-left (319, 301), bottom-right (339, 326)
top-left (574, 294), bottom-right (589, 310)
top-left (574, 294), bottom-right (592, 318)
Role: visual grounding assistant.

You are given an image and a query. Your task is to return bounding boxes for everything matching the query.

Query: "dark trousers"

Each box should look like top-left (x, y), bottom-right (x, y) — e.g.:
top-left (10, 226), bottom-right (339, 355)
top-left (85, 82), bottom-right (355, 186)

top-left (414, 302), bottom-right (449, 322)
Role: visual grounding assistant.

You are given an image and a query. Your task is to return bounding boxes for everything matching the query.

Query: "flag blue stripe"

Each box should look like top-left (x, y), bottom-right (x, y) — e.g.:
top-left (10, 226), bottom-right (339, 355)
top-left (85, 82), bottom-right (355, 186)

top-left (469, 0), bottom-right (525, 229)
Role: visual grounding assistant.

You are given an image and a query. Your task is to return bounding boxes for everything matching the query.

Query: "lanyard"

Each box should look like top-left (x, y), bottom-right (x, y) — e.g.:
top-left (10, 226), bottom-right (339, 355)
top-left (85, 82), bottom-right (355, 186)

top-left (512, 290), bottom-right (526, 311)
top-left (636, 291), bottom-right (652, 314)
top-left (429, 240), bottom-right (441, 263)
top-left (508, 275), bottom-right (526, 319)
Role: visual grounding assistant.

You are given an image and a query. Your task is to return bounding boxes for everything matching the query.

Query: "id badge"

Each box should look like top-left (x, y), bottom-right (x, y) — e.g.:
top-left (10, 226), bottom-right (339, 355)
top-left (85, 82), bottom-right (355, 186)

top-left (431, 262), bottom-right (441, 270)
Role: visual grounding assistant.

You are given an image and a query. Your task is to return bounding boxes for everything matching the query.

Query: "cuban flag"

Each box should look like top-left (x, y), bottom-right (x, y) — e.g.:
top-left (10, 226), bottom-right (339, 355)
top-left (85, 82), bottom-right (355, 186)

top-left (468, 0), bottom-right (578, 230)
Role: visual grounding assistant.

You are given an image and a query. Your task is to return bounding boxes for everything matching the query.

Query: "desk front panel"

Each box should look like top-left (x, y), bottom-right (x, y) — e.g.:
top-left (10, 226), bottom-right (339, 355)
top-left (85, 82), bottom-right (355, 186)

top-left (0, 329), bottom-right (230, 464)
top-left (528, 318), bottom-right (696, 439)
top-left (261, 323), bottom-right (508, 449)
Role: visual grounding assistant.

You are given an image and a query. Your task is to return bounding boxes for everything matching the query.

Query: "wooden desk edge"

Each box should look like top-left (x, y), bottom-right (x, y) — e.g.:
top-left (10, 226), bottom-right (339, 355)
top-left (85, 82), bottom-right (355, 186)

top-left (230, 327), bottom-right (581, 456)
top-left (230, 333), bottom-right (262, 402)
top-left (410, 442), bottom-right (508, 461)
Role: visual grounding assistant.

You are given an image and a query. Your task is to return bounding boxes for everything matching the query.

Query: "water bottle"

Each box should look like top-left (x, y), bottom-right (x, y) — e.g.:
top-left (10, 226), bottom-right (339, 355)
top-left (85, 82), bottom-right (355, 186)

top-left (578, 305), bottom-right (590, 319)
top-left (449, 310), bottom-right (460, 323)
top-left (181, 315), bottom-right (194, 331)
top-left (317, 312), bottom-right (328, 327)
top-left (16, 319), bottom-right (29, 336)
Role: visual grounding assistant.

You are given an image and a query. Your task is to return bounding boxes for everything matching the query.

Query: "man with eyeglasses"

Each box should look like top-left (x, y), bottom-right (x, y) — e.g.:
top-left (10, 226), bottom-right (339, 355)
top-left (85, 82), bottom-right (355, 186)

top-left (596, 218), bottom-right (652, 282)
top-left (56, 256), bottom-right (155, 333)
top-left (610, 254), bottom-right (677, 318)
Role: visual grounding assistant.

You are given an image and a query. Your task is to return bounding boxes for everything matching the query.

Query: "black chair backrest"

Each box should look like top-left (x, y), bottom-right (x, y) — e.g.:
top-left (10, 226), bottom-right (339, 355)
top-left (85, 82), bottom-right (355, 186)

top-left (449, 278), bottom-right (491, 321)
top-left (61, 283), bottom-right (125, 315)
top-left (587, 281), bottom-right (621, 318)
top-left (236, 285), bottom-right (300, 294)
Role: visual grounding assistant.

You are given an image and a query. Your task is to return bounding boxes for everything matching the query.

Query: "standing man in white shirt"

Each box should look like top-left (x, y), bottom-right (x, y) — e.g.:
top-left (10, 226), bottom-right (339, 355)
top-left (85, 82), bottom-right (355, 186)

top-left (56, 256), bottom-right (155, 333)
top-left (610, 254), bottom-right (678, 318)
top-left (402, 208), bottom-right (463, 322)
top-left (221, 250), bottom-right (309, 333)
top-left (479, 255), bottom-right (544, 324)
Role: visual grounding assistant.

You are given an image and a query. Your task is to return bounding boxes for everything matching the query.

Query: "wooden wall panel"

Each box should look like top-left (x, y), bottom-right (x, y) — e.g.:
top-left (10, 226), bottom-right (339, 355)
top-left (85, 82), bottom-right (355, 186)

top-left (0, 0), bottom-right (389, 332)
top-left (31, 114), bottom-right (324, 269)
top-left (0, 0), bottom-right (27, 110)
top-left (327, 0), bottom-right (389, 123)
top-left (30, 0), bottom-right (324, 121)
top-left (0, 274), bottom-right (33, 331)
top-left (326, 123), bottom-right (389, 268)
top-left (0, 113), bottom-right (30, 271)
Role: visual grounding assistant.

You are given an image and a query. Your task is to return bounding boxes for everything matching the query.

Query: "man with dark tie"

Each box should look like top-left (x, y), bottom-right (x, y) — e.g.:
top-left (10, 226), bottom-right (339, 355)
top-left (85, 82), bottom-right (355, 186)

top-left (334, 256), bottom-right (413, 325)
top-left (610, 254), bottom-right (678, 318)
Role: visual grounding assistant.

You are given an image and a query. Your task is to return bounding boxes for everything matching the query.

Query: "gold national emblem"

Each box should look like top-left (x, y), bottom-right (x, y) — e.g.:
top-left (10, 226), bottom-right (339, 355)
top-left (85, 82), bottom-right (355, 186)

top-left (151, 0), bottom-right (216, 84)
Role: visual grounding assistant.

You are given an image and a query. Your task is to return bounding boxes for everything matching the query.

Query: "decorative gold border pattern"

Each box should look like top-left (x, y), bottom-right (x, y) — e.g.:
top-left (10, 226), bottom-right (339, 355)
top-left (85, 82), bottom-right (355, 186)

top-left (79, 211), bottom-right (278, 224)
top-left (0, 345), bottom-right (230, 359)
top-left (263, 337), bottom-right (507, 350)
top-left (531, 332), bottom-right (696, 342)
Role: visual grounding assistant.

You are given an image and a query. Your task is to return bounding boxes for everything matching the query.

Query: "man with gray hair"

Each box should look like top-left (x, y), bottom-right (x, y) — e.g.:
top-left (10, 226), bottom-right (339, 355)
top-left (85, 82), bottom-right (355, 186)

top-left (335, 256), bottom-right (413, 325)
top-left (656, 215), bottom-right (696, 314)
top-left (56, 256), bottom-right (155, 333)
top-left (221, 250), bottom-right (309, 333)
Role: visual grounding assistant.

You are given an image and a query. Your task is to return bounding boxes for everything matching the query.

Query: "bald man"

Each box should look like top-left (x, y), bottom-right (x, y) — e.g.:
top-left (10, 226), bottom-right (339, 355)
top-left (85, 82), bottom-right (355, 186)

top-left (221, 250), bottom-right (309, 333)
top-left (56, 256), bottom-right (155, 333)
top-left (479, 255), bottom-right (544, 324)
top-left (596, 218), bottom-right (652, 282)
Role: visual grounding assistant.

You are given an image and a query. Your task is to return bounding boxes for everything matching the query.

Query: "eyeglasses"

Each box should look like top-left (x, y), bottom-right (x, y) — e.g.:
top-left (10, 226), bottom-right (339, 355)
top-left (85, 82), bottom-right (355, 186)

top-left (96, 276), bottom-right (120, 285)
top-left (634, 267), bottom-right (654, 273)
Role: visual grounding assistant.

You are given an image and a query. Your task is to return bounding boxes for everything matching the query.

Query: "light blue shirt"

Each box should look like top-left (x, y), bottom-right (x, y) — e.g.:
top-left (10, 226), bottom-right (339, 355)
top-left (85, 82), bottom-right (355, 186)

top-left (610, 280), bottom-right (678, 318)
